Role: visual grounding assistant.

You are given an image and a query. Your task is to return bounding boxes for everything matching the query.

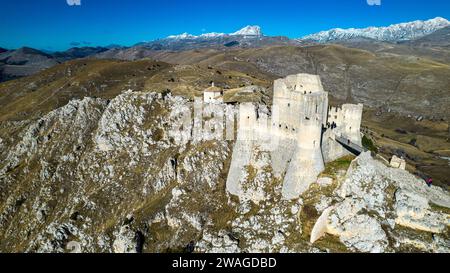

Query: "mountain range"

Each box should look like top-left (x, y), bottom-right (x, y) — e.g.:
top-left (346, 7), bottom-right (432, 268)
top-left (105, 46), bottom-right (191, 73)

top-left (301, 17), bottom-right (450, 42)
top-left (0, 17), bottom-right (450, 87)
top-left (135, 25), bottom-right (295, 51)
top-left (1, 17), bottom-right (449, 82)
top-left (159, 17), bottom-right (450, 43)
top-left (166, 25), bottom-right (263, 39)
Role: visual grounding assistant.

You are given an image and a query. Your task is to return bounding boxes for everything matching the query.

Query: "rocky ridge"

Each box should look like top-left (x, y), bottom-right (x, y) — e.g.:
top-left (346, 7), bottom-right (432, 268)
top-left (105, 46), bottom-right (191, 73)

top-left (0, 91), bottom-right (448, 253)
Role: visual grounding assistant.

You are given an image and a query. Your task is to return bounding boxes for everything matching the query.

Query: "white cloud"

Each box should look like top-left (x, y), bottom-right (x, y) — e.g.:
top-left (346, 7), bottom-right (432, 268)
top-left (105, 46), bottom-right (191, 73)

top-left (67, 0), bottom-right (81, 6)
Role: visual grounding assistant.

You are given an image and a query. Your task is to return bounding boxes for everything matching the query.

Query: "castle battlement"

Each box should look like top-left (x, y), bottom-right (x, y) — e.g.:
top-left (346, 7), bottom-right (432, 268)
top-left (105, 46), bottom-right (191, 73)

top-left (274, 73), bottom-right (325, 94)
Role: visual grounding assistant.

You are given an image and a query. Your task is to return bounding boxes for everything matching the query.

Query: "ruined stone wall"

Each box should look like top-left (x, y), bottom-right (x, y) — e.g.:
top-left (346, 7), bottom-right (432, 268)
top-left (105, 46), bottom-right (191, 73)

top-left (341, 104), bottom-right (363, 145)
top-left (203, 91), bottom-right (223, 103)
top-left (327, 103), bottom-right (363, 144)
top-left (328, 106), bottom-right (343, 127)
top-left (323, 103), bottom-right (364, 162)
top-left (321, 129), bottom-right (350, 163)
top-left (227, 103), bottom-right (270, 199)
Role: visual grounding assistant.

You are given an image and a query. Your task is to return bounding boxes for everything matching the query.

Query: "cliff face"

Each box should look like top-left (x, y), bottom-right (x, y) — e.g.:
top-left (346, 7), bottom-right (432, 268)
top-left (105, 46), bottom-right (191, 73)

top-left (0, 91), bottom-right (448, 253)
top-left (0, 91), bottom-right (233, 252)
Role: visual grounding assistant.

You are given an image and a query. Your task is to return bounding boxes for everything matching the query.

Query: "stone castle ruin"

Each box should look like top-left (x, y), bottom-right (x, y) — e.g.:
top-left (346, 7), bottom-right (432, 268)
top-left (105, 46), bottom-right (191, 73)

top-left (224, 73), bottom-right (364, 200)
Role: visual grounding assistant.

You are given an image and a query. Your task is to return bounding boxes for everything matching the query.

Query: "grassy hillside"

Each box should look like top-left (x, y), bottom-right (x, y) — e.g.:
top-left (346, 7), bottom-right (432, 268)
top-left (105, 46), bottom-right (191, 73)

top-left (0, 59), bottom-right (270, 122)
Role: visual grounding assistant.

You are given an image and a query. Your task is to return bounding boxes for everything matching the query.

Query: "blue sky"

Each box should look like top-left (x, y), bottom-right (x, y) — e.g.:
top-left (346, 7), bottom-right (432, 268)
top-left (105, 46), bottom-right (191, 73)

top-left (1, 0), bottom-right (449, 51)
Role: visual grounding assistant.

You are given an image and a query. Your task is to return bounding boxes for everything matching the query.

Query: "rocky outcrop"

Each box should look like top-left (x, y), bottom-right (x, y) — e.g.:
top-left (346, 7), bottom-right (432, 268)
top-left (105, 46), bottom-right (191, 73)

top-left (394, 189), bottom-right (448, 233)
top-left (310, 152), bottom-right (450, 253)
top-left (0, 90), bottom-right (448, 253)
top-left (112, 225), bottom-right (141, 253)
top-left (0, 91), bottom-right (233, 252)
top-left (390, 155), bottom-right (406, 170)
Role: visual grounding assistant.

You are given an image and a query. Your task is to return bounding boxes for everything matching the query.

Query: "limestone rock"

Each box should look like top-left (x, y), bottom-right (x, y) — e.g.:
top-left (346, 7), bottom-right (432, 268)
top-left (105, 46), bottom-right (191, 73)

top-left (112, 225), bottom-right (140, 253)
top-left (317, 177), bottom-right (333, 187)
top-left (318, 152), bottom-right (450, 253)
top-left (310, 206), bottom-right (334, 244)
top-left (395, 189), bottom-right (448, 233)
top-left (330, 214), bottom-right (388, 253)
top-left (390, 155), bottom-right (406, 170)
top-left (197, 231), bottom-right (240, 253)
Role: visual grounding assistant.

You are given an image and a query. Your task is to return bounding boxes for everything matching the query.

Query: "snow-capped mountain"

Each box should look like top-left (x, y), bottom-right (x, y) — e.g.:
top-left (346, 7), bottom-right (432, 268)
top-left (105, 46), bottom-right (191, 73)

top-left (230, 25), bottom-right (262, 36)
top-left (166, 32), bottom-right (197, 39)
top-left (300, 17), bottom-right (450, 43)
top-left (166, 25), bottom-right (262, 40)
top-left (133, 17), bottom-right (450, 51)
top-left (134, 24), bottom-right (292, 51)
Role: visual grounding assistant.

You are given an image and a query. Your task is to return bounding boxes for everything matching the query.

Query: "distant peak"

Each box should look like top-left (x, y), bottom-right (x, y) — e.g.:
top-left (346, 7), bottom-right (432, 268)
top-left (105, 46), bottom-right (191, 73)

top-left (231, 25), bottom-right (262, 36)
top-left (166, 32), bottom-right (196, 39)
top-left (17, 47), bottom-right (48, 55)
top-left (165, 25), bottom-right (263, 40)
top-left (429, 17), bottom-right (449, 23)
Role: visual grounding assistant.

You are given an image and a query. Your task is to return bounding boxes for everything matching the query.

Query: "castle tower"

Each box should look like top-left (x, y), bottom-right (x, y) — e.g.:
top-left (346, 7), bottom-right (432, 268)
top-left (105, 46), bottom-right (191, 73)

top-left (271, 73), bottom-right (328, 199)
top-left (272, 73), bottom-right (328, 133)
top-left (327, 104), bottom-right (363, 143)
top-left (341, 104), bottom-right (363, 145)
top-left (226, 102), bottom-right (261, 199)
top-left (297, 118), bottom-right (325, 173)
top-left (282, 117), bottom-right (325, 199)
top-left (322, 103), bottom-right (364, 163)
top-left (237, 102), bottom-right (257, 140)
